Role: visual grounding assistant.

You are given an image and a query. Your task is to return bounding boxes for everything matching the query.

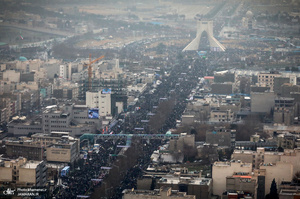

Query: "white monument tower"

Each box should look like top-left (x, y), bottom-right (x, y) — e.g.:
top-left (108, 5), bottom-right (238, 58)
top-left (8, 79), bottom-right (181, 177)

top-left (183, 20), bottom-right (226, 52)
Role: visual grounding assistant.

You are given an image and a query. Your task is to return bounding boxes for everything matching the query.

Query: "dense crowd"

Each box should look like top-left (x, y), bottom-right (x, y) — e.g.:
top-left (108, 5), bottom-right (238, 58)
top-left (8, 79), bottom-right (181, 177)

top-left (53, 42), bottom-right (208, 199)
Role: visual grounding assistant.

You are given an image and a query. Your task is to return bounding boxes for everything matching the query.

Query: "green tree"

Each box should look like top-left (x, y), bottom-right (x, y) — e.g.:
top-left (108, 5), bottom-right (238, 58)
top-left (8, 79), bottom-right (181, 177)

top-left (265, 179), bottom-right (279, 199)
top-left (150, 177), bottom-right (156, 190)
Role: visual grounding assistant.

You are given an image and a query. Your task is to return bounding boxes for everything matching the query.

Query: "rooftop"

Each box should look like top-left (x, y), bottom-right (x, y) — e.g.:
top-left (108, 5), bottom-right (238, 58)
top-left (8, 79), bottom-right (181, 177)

top-left (123, 187), bottom-right (195, 198)
top-left (213, 161), bottom-right (252, 168)
top-left (158, 175), bottom-right (211, 186)
top-left (21, 160), bottom-right (43, 169)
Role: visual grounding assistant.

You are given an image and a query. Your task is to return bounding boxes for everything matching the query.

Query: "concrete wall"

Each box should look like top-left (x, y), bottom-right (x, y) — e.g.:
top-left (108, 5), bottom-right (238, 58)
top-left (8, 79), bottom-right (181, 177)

top-left (212, 162), bottom-right (252, 196)
top-left (0, 167), bottom-right (12, 181)
top-left (226, 177), bottom-right (256, 194)
top-left (46, 148), bottom-right (71, 163)
top-left (19, 168), bottom-right (36, 184)
top-left (3, 70), bottom-right (20, 82)
top-left (182, 115), bottom-right (195, 125)
top-left (260, 162), bottom-right (293, 196)
top-left (251, 92), bottom-right (275, 113)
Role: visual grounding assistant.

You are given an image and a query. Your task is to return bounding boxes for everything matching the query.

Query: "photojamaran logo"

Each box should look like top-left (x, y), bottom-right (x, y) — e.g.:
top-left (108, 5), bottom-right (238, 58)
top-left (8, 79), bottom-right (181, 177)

top-left (3, 188), bottom-right (15, 195)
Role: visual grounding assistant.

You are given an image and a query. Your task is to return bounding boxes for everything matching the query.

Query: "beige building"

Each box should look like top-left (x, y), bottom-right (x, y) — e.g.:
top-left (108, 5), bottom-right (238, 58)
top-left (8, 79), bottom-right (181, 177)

top-left (258, 73), bottom-right (281, 91)
top-left (232, 148), bottom-right (300, 174)
top-left (278, 182), bottom-right (300, 199)
top-left (260, 162), bottom-right (294, 196)
top-left (31, 131), bottom-right (70, 146)
top-left (232, 148), bottom-right (268, 169)
top-left (226, 174), bottom-right (257, 198)
top-left (157, 175), bottom-right (212, 199)
top-left (16, 81), bottom-right (39, 90)
top-left (0, 97), bottom-right (11, 124)
top-left (15, 59), bottom-right (43, 72)
top-left (0, 157), bottom-right (46, 187)
top-left (209, 109), bottom-right (234, 123)
top-left (123, 186), bottom-right (196, 199)
top-left (277, 134), bottom-right (296, 149)
top-left (1, 70), bottom-right (20, 83)
top-left (46, 137), bottom-right (79, 163)
top-left (181, 115), bottom-right (195, 125)
top-left (212, 161), bottom-right (252, 196)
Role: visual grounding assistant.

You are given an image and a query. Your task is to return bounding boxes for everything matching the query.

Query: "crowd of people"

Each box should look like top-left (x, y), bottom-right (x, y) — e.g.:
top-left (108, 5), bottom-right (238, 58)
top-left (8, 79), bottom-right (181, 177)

top-left (52, 39), bottom-right (208, 199)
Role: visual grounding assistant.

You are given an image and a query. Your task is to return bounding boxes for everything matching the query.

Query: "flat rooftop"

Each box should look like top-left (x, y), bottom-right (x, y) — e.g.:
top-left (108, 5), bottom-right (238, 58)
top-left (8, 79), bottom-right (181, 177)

top-left (159, 175), bottom-right (211, 186)
top-left (21, 161), bottom-right (42, 169)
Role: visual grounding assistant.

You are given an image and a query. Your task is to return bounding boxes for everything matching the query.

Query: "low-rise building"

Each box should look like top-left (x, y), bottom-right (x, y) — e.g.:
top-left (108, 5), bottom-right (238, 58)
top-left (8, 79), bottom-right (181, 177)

top-left (225, 174), bottom-right (257, 198)
top-left (157, 175), bottom-right (212, 199)
top-left (0, 157), bottom-right (47, 187)
top-left (46, 137), bottom-right (79, 163)
top-left (257, 72), bottom-right (281, 91)
top-left (209, 109), bottom-right (235, 123)
top-left (5, 140), bottom-right (44, 161)
top-left (232, 148), bottom-right (300, 173)
top-left (123, 186), bottom-right (196, 199)
top-left (206, 128), bottom-right (236, 148)
top-left (31, 131), bottom-right (70, 146)
top-left (212, 161), bottom-right (252, 196)
top-left (273, 97), bottom-right (295, 126)
top-left (260, 162), bottom-right (294, 196)
top-left (7, 117), bottom-right (43, 136)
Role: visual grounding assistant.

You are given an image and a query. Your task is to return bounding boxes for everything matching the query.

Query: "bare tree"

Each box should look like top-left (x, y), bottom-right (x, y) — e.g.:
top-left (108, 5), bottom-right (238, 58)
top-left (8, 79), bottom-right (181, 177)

top-left (236, 114), bottom-right (262, 141)
top-left (148, 99), bottom-right (175, 133)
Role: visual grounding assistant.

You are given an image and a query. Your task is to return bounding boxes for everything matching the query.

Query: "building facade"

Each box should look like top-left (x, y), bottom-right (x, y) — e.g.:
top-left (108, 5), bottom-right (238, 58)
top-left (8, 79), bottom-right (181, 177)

top-left (0, 157), bottom-right (47, 187)
top-left (212, 161), bottom-right (252, 196)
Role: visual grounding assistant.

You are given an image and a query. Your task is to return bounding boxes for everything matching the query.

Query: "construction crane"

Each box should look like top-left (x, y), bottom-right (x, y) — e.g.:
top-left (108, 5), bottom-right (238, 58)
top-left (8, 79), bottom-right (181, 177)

top-left (84, 54), bottom-right (104, 91)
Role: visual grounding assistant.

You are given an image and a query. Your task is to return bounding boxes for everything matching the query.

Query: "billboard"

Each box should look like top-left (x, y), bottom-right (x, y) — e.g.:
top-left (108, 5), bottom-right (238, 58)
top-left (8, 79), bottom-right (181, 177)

top-left (88, 108), bottom-right (99, 119)
top-left (102, 88), bottom-right (111, 94)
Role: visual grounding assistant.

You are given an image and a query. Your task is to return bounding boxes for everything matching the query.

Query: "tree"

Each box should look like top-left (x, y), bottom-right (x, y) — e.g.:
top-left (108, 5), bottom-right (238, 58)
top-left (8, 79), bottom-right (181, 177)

top-left (265, 179), bottom-right (279, 199)
top-left (183, 144), bottom-right (197, 162)
top-left (150, 177), bottom-right (156, 190)
top-left (236, 114), bottom-right (262, 141)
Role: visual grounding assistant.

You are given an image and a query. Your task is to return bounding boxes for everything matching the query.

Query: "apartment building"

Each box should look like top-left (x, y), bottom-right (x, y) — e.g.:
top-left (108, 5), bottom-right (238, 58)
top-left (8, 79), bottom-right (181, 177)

top-left (46, 137), bottom-right (79, 163)
top-left (5, 140), bottom-right (44, 161)
top-left (257, 72), bottom-right (281, 91)
top-left (273, 97), bottom-right (295, 125)
top-left (86, 90), bottom-right (112, 117)
top-left (0, 157), bottom-right (47, 187)
top-left (157, 175), bottom-right (212, 199)
top-left (209, 109), bottom-right (235, 123)
top-left (212, 161), bottom-right (252, 196)
top-left (232, 148), bottom-right (300, 173)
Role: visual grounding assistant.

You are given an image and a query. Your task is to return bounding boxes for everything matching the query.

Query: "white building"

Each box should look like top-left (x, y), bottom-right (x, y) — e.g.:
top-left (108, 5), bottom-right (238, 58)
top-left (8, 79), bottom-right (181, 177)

top-left (86, 90), bottom-right (112, 117)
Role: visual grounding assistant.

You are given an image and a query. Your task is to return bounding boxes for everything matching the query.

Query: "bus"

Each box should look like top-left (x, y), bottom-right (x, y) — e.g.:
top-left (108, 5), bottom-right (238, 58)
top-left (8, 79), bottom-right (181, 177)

top-left (61, 166), bottom-right (70, 177)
